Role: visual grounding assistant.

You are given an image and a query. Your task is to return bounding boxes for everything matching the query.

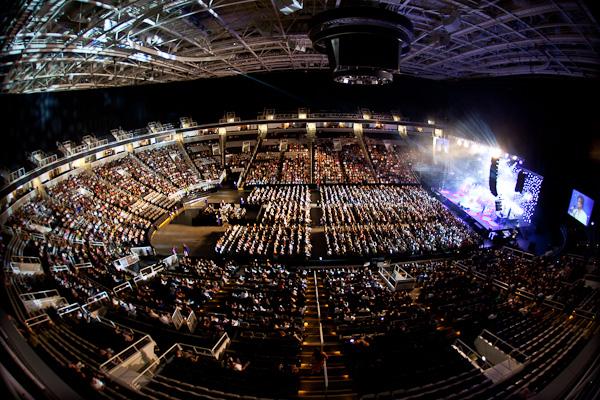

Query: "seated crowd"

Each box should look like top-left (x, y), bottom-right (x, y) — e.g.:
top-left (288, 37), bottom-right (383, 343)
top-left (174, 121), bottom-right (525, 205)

top-left (464, 248), bottom-right (591, 307)
top-left (367, 140), bottom-right (419, 184)
top-left (321, 260), bottom-right (575, 394)
top-left (42, 175), bottom-right (149, 246)
top-left (109, 154), bottom-right (178, 196)
top-left (206, 263), bottom-right (307, 340)
top-left (225, 150), bottom-right (252, 170)
top-left (245, 149), bottom-right (282, 185)
top-left (202, 201), bottom-right (247, 225)
top-left (320, 185), bottom-right (479, 257)
top-left (324, 267), bottom-right (417, 335)
top-left (184, 141), bottom-right (222, 181)
top-left (95, 157), bottom-right (177, 210)
top-left (111, 258), bottom-right (237, 333)
top-left (137, 145), bottom-right (200, 188)
top-left (340, 142), bottom-right (377, 184)
top-left (246, 185), bottom-right (310, 206)
top-left (281, 144), bottom-right (310, 184)
top-left (216, 222), bottom-right (311, 258)
top-left (143, 262), bottom-right (306, 398)
top-left (216, 186), bottom-right (312, 257)
top-left (314, 141), bottom-right (344, 184)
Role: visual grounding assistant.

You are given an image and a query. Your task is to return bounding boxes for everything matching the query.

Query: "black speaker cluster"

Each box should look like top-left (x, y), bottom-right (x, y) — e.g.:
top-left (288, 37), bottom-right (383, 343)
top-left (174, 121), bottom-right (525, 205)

top-left (515, 170), bottom-right (527, 193)
top-left (489, 157), bottom-right (499, 197)
top-left (309, 2), bottom-right (414, 85)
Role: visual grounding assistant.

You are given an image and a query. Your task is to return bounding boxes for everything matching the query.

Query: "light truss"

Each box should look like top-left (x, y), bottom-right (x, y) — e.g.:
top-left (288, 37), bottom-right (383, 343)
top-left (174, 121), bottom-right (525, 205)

top-left (0, 0), bottom-right (598, 93)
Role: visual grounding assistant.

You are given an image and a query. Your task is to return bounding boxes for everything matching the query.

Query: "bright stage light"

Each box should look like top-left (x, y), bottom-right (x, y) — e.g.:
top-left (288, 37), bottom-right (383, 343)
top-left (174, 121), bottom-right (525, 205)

top-left (490, 147), bottom-right (502, 158)
top-left (512, 155), bottom-right (518, 161)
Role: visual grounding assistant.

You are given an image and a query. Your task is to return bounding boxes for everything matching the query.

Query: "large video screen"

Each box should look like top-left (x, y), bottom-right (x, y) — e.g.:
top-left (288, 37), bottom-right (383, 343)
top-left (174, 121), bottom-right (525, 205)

top-left (568, 189), bottom-right (594, 226)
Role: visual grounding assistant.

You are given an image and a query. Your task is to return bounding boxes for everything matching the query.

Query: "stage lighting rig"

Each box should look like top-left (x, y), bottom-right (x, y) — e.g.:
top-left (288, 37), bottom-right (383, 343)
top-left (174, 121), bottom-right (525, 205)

top-left (309, 1), bottom-right (414, 85)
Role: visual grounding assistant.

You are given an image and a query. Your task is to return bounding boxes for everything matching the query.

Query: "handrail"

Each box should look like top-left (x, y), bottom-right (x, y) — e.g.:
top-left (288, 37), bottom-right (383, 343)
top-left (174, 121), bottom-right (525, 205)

top-left (130, 333), bottom-right (231, 389)
top-left (95, 315), bottom-right (146, 337)
top-left (452, 338), bottom-right (493, 371)
top-left (24, 313), bottom-right (51, 328)
top-left (210, 332), bottom-right (230, 356)
top-left (100, 334), bottom-right (154, 371)
top-left (313, 271), bottom-right (328, 391)
top-left (11, 255), bottom-right (41, 264)
top-left (19, 289), bottom-right (60, 301)
top-left (502, 245), bottom-right (536, 260)
top-left (130, 342), bottom-right (179, 389)
top-left (49, 265), bottom-right (69, 272)
top-left (112, 281), bottom-right (133, 295)
top-left (573, 308), bottom-right (596, 320)
top-left (81, 291), bottom-right (110, 314)
top-left (57, 302), bottom-right (83, 317)
top-left (479, 329), bottom-right (529, 363)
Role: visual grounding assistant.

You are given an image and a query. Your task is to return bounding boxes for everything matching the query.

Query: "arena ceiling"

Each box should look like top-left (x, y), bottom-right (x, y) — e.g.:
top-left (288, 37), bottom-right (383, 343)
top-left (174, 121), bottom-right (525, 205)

top-left (1, 0), bottom-right (599, 93)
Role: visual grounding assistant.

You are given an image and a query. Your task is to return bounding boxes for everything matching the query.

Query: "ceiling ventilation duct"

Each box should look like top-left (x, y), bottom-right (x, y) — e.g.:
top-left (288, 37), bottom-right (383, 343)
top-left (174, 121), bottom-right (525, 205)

top-left (308, 1), bottom-right (413, 85)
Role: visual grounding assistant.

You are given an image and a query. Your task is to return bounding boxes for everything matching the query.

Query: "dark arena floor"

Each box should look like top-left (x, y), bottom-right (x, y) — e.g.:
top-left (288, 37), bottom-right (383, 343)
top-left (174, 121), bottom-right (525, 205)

top-left (1, 2), bottom-right (600, 400)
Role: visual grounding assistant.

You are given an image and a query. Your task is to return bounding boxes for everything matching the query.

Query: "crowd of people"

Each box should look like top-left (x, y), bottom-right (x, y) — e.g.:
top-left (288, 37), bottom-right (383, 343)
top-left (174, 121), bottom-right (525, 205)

top-left (225, 151), bottom-right (252, 170)
top-left (367, 140), bottom-right (419, 184)
top-left (323, 261), bottom-right (507, 394)
top-left (95, 157), bottom-right (177, 210)
top-left (245, 150), bottom-right (282, 185)
top-left (5, 134), bottom-right (598, 400)
top-left (246, 185), bottom-right (310, 206)
top-left (114, 155), bottom-right (179, 196)
top-left (315, 141), bottom-right (378, 184)
top-left (202, 201), bottom-right (247, 225)
top-left (340, 143), bottom-right (377, 184)
top-left (250, 186), bottom-right (311, 226)
top-left (137, 145), bottom-right (200, 188)
top-left (324, 267), bottom-right (417, 335)
top-left (112, 258), bottom-right (237, 327)
top-left (207, 263), bottom-right (307, 339)
top-left (46, 174), bottom-right (150, 246)
top-left (320, 185), bottom-right (479, 257)
top-left (314, 142), bottom-right (344, 184)
top-left (464, 248), bottom-right (593, 307)
top-left (216, 186), bottom-right (312, 258)
top-left (185, 142), bottom-right (222, 181)
top-left (215, 223), bottom-right (311, 257)
top-left (281, 144), bottom-right (310, 184)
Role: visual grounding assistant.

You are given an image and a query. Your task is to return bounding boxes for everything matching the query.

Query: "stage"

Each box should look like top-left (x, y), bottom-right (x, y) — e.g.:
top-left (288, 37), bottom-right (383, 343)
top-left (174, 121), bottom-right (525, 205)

top-left (438, 188), bottom-right (521, 232)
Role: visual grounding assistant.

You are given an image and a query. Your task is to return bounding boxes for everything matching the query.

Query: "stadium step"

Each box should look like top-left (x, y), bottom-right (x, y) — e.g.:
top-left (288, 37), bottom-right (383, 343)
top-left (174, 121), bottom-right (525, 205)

top-left (298, 271), bottom-right (355, 399)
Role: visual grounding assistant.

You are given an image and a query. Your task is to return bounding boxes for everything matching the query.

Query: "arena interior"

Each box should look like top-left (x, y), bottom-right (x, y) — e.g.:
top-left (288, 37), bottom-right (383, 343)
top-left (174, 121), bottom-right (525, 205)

top-left (0, 1), bottom-right (599, 400)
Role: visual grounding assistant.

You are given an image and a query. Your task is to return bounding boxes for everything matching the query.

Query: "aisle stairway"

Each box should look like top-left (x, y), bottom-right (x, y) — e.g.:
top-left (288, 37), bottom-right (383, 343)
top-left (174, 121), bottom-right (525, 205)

top-left (298, 272), bottom-right (355, 400)
top-left (239, 136), bottom-right (263, 187)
